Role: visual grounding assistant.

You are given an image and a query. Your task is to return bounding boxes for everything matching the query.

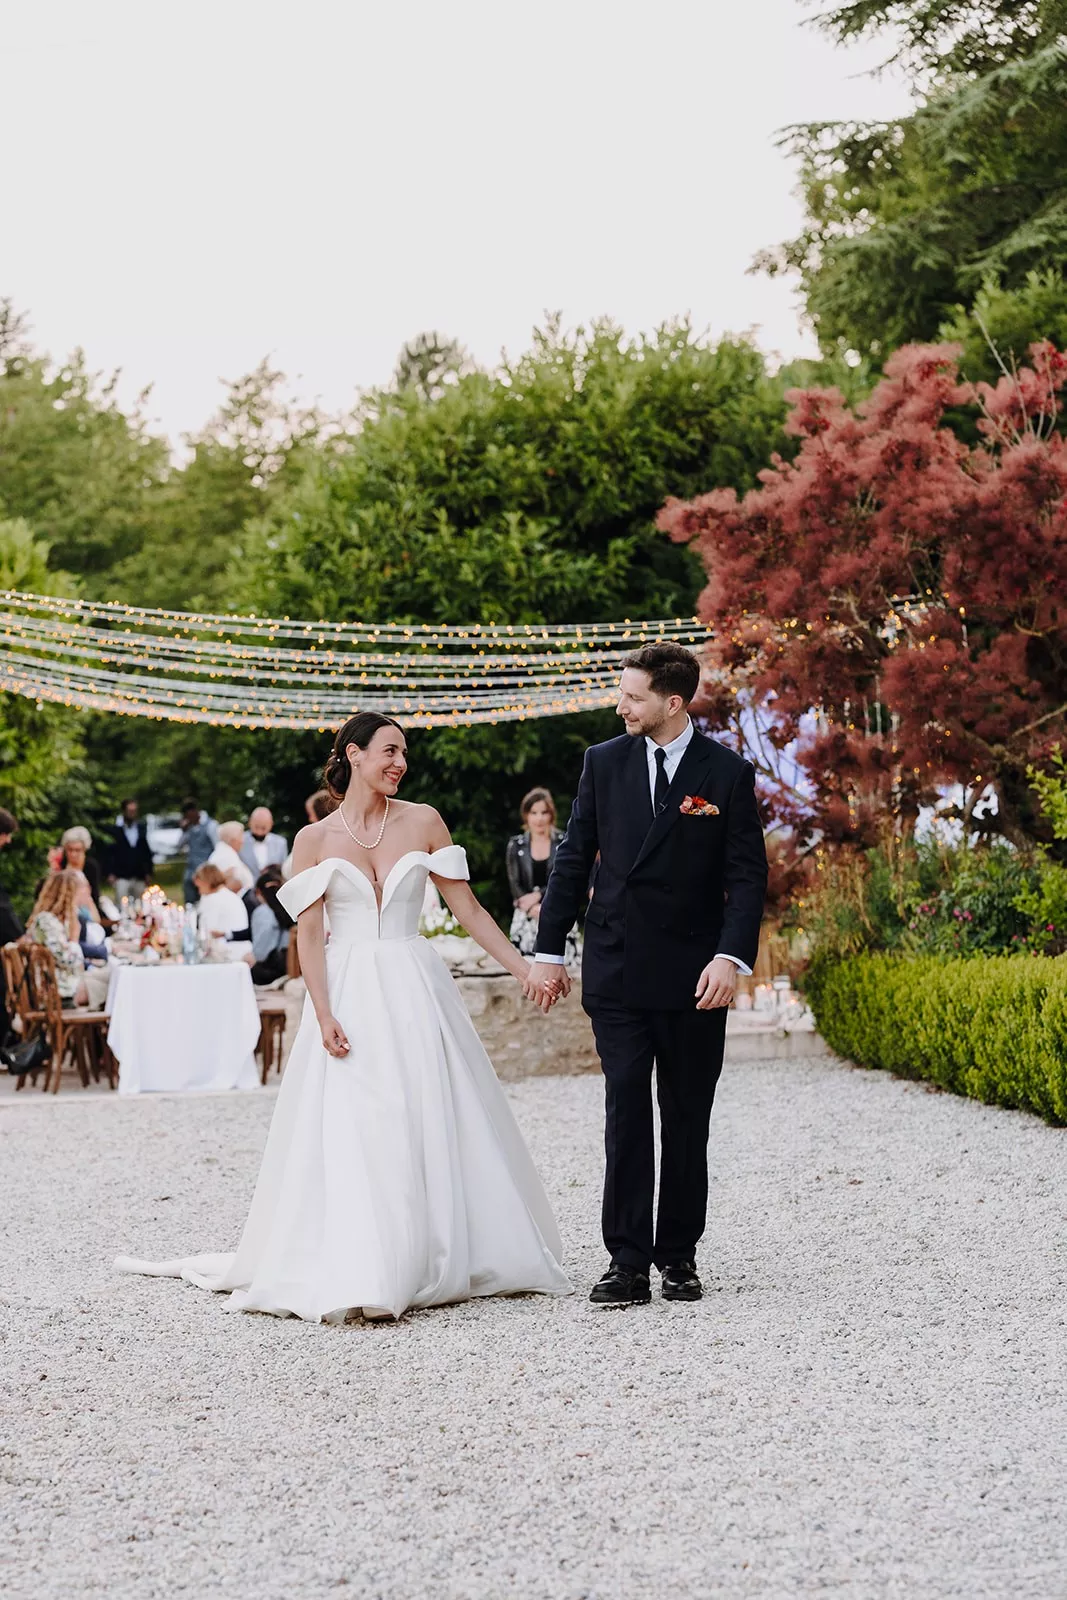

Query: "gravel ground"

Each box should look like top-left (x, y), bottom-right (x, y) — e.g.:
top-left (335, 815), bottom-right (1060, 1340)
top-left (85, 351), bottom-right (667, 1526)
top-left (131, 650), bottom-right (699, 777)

top-left (2, 1055), bottom-right (1066, 1600)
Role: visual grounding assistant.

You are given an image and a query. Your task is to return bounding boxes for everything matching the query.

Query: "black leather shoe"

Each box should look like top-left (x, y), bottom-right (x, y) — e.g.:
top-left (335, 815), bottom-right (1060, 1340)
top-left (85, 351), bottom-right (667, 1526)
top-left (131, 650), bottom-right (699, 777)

top-left (661, 1261), bottom-right (702, 1301)
top-left (589, 1263), bottom-right (651, 1305)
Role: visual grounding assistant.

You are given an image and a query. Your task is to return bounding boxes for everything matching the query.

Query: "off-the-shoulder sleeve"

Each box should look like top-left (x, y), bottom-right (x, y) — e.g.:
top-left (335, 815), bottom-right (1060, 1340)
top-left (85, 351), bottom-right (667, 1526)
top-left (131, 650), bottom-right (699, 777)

top-left (276, 860), bottom-right (336, 920)
top-left (427, 845), bottom-right (469, 881)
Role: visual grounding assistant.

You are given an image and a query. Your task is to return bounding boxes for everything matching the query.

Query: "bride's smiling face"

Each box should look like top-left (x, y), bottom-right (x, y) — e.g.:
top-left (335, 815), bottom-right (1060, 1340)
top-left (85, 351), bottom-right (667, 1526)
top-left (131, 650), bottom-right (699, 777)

top-left (348, 726), bottom-right (408, 795)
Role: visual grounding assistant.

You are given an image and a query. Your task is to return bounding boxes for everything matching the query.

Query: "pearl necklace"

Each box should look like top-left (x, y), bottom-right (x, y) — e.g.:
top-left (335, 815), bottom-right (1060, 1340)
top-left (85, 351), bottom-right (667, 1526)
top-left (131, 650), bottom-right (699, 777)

top-left (338, 797), bottom-right (390, 850)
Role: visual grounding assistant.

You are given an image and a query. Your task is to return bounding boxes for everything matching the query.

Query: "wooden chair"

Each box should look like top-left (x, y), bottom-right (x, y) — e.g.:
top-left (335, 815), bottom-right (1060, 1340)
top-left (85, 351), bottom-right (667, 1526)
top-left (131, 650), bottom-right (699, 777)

top-left (2, 941), bottom-right (49, 1091)
top-left (256, 996), bottom-right (288, 1085)
top-left (25, 944), bottom-right (115, 1094)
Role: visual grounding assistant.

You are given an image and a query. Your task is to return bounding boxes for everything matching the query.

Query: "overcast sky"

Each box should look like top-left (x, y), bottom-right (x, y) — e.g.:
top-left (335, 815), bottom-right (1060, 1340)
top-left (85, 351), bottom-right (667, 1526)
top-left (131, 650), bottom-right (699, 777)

top-left (3, 0), bottom-right (911, 446)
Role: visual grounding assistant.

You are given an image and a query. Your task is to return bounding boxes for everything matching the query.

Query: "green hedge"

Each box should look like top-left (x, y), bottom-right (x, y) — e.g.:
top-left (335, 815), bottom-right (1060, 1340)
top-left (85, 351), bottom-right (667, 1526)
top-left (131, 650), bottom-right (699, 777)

top-left (806, 953), bottom-right (1067, 1125)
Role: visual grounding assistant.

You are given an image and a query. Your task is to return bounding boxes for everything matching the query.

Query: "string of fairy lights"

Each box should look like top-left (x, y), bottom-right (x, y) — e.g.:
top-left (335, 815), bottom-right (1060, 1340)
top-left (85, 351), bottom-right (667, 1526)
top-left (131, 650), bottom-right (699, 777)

top-left (0, 590), bottom-right (713, 729)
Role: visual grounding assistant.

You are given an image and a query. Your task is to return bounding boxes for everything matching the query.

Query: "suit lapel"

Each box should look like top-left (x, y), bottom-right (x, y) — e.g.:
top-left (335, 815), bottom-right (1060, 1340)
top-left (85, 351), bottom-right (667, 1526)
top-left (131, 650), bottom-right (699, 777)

top-left (630, 733), bottom-right (716, 874)
top-left (622, 737), bottom-right (654, 862)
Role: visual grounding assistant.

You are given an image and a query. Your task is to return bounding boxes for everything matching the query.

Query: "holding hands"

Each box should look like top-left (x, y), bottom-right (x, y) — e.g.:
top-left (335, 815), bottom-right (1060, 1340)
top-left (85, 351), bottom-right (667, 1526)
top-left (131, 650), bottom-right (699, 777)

top-left (522, 960), bottom-right (571, 1013)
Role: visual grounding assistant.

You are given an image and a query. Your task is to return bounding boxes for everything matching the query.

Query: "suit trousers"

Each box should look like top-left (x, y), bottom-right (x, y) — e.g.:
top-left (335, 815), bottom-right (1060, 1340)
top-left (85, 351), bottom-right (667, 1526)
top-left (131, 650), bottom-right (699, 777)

top-left (585, 999), bottom-right (728, 1272)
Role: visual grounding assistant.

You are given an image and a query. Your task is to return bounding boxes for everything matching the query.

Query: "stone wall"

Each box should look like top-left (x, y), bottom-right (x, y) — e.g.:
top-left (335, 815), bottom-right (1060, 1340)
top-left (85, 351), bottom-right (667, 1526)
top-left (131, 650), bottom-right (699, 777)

top-left (455, 974), bottom-right (599, 1081)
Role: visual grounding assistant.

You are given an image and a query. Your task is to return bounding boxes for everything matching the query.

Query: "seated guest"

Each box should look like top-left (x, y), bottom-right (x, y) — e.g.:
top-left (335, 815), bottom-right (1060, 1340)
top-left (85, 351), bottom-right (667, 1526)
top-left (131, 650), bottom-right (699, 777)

top-left (106, 799), bottom-right (155, 901)
top-left (27, 869), bottom-right (110, 1008)
top-left (245, 866), bottom-right (293, 985)
top-left (58, 827), bottom-right (111, 925)
top-left (74, 871), bottom-right (108, 961)
top-left (192, 864), bottom-right (250, 951)
top-left (239, 807), bottom-right (288, 878)
top-left (209, 821), bottom-right (255, 895)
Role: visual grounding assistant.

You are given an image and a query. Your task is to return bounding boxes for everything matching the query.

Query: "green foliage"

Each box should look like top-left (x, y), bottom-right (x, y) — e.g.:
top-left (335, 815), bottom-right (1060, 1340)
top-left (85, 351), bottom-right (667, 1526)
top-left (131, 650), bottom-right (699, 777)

top-left (762, 13), bottom-right (1067, 357)
top-left (0, 518), bottom-right (97, 914)
top-left (806, 951), bottom-right (1067, 1124)
top-left (808, 1), bottom-right (1064, 79)
top-left (799, 834), bottom-right (1038, 961)
top-left (111, 361), bottom-right (324, 612)
top-left (0, 301), bottom-right (167, 585)
top-left (938, 269), bottom-right (1067, 384)
top-left (240, 319), bottom-right (783, 626)
top-left (1014, 745), bottom-right (1067, 952)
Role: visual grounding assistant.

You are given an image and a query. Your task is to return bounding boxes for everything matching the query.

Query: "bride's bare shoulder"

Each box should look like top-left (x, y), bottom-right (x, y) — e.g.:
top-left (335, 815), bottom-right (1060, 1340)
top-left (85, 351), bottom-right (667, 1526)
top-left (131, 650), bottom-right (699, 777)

top-left (393, 800), bottom-right (451, 848)
top-left (291, 818), bottom-right (334, 872)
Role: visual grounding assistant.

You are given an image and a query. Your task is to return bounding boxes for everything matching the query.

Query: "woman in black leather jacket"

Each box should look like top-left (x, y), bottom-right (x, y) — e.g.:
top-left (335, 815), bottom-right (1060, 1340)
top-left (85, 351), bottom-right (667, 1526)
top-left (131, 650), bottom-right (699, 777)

top-left (505, 788), bottom-right (576, 961)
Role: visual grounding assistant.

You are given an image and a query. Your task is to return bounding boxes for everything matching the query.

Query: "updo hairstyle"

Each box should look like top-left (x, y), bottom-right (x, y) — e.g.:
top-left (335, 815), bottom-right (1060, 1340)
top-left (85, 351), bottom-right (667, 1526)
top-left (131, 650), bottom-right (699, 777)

top-left (325, 712), bottom-right (404, 801)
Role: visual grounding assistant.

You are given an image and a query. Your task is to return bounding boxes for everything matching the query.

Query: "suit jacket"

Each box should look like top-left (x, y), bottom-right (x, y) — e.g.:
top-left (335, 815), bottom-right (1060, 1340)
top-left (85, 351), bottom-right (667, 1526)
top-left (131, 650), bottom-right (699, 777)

top-left (239, 832), bottom-right (289, 877)
top-left (536, 730), bottom-right (768, 1010)
top-left (107, 821), bottom-right (154, 881)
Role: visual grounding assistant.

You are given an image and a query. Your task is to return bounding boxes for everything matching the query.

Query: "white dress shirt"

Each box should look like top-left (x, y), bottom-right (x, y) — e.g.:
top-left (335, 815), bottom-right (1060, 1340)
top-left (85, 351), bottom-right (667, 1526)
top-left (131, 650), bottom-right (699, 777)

top-left (536, 717), bottom-right (753, 975)
top-left (209, 840), bottom-right (255, 894)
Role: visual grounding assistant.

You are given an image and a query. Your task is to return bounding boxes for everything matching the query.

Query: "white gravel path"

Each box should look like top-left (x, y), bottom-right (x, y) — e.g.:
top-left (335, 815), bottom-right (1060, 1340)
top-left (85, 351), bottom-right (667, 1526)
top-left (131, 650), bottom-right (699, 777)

top-left (2, 1055), bottom-right (1066, 1600)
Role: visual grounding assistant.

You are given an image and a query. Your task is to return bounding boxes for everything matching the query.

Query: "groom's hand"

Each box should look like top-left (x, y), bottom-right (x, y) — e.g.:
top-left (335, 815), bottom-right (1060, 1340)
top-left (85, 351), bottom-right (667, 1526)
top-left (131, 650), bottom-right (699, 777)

top-left (695, 957), bottom-right (737, 1010)
top-left (524, 962), bottom-right (572, 1013)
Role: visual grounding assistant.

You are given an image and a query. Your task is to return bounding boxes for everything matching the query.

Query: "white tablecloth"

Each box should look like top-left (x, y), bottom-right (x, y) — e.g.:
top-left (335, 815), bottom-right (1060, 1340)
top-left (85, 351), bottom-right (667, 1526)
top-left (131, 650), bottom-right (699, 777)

top-left (107, 963), bottom-right (261, 1095)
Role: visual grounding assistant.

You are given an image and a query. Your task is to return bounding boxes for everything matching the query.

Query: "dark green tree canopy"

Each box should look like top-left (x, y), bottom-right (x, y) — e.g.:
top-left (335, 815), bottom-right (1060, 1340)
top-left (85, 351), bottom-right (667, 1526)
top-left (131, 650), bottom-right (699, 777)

top-left (762, 4), bottom-right (1067, 357)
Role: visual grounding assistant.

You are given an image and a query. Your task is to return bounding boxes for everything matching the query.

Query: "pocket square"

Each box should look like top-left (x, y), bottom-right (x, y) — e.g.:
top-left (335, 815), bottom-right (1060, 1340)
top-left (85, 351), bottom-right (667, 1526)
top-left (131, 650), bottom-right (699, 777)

top-left (679, 794), bottom-right (719, 816)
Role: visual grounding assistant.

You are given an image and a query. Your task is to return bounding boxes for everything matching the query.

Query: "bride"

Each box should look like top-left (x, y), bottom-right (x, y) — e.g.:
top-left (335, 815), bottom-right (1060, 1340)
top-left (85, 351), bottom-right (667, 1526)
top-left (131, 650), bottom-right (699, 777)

top-left (116, 711), bottom-right (572, 1322)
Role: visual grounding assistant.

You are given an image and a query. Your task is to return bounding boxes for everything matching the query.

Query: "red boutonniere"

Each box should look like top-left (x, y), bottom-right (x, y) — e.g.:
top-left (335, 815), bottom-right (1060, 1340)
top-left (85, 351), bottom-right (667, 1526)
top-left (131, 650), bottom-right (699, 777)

top-left (679, 794), bottom-right (719, 816)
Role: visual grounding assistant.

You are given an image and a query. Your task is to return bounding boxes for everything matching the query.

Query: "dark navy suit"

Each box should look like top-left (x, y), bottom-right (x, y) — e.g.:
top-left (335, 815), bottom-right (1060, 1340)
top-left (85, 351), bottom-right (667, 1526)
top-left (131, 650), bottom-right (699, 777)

top-left (536, 729), bottom-right (767, 1269)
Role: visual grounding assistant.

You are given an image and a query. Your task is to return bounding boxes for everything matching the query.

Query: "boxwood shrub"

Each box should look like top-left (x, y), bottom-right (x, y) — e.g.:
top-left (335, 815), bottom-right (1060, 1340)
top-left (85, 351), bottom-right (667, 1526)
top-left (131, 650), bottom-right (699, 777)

top-left (806, 953), bottom-right (1067, 1125)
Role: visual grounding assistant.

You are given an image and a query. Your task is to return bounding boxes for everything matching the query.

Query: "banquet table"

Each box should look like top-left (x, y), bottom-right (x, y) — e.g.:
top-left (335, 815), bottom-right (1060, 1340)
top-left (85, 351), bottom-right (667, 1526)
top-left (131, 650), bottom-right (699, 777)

top-left (107, 962), bottom-right (261, 1095)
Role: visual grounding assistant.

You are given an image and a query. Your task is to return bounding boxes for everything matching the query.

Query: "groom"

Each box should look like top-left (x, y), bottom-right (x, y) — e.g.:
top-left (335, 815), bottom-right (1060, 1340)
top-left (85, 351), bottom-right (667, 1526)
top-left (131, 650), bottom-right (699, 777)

top-left (527, 642), bottom-right (767, 1305)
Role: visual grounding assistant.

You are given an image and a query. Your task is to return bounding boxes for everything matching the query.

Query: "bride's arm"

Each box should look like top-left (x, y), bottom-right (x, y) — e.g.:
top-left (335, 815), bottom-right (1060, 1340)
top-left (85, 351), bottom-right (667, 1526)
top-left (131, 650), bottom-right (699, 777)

top-left (424, 811), bottom-right (529, 985)
top-left (291, 825), bottom-right (349, 1058)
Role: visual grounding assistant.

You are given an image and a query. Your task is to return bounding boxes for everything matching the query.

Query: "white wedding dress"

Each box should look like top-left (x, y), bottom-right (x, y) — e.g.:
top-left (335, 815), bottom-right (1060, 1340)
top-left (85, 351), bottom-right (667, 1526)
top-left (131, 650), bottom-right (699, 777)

top-left (115, 848), bottom-right (572, 1321)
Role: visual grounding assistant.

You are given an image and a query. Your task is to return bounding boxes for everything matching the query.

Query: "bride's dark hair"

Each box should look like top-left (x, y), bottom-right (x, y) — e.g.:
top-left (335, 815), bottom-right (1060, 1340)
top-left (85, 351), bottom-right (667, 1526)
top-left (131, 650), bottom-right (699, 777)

top-left (324, 711), bottom-right (404, 800)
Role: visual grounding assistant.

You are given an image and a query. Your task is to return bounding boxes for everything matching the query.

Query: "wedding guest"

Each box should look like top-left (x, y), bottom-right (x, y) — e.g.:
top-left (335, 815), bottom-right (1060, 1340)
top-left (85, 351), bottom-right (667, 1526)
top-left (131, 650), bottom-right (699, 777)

top-left (106, 799), bottom-right (155, 901)
top-left (74, 872), bottom-right (109, 963)
top-left (180, 800), bottom-right (219, 905)
top-left (239, 807), bottom-right (288, 878)
top-left (245, 866), bottom-right (293, 985)
top-left (208, 821), bottom-right (255, 895)
top-left (27, 869), bottom-right (110, 1008)
top-left (192, 863), bottom-right (250, 949)
top-left (58, 827), bottom-right (102, 909)
top-left (506, 787), bottom-right (576, 960)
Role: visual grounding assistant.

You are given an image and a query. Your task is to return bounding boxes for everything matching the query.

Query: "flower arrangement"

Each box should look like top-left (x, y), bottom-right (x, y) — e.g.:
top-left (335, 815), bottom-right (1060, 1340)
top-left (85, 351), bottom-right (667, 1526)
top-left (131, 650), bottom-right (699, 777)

top-left (420, 903), bottom-right (464, 939)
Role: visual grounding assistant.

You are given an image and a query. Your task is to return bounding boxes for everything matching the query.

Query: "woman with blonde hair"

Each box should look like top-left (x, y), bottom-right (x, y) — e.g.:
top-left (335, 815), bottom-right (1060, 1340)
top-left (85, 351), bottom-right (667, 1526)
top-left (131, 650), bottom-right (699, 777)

top-left (27, 870), bottom-right (110, 1007)
top-left (58, 825), bottom-right (111, 924)
top-left (192, 862), bottom-right (250, 952)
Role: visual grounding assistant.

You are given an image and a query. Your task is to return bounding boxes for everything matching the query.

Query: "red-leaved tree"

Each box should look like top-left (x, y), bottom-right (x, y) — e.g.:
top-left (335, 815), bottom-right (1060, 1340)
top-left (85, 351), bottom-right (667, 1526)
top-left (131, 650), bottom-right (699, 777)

top-left (658, 342), bottom-right (1067, 849)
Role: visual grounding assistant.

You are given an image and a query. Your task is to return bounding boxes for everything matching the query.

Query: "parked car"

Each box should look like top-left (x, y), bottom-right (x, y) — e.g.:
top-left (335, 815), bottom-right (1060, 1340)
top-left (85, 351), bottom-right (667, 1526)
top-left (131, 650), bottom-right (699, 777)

top-left (146, 813), bottom-right (185, 863)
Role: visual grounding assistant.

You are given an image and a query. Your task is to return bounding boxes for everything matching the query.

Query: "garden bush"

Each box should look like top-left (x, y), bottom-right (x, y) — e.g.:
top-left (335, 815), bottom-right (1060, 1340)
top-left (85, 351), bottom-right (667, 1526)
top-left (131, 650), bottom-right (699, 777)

top-left (806, 953), bottom-right (1067, 1126)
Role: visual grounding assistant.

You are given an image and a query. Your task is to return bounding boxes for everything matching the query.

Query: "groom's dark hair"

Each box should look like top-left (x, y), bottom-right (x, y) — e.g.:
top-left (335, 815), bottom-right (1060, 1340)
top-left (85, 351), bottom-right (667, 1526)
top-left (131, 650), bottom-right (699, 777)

top-left (621, 641), bottom-right (701, 704)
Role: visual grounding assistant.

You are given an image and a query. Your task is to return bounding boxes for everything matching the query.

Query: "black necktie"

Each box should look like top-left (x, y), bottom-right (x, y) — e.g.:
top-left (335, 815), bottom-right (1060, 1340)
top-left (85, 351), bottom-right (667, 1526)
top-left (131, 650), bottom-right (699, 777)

top-left (654, 747), bottom-right (670, 815)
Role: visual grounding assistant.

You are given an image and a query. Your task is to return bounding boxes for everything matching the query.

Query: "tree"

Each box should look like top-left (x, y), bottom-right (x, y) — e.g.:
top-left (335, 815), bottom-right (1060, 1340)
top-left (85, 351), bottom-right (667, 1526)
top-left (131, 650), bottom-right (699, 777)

top-left (658, 341), bottom-right (1067, 851)
top-left (758, 4), bottom-right (1067, 357)
top-left (393, 332), bottom-right (476, 402)
top-left (939, 269), bottom-right (1067, 387)
top-left (0, 301), bottom-right (167, 587)
top-left (0, 520), bottom-right (104, 914)
top-left (111, 360), bottom-right (324, 611)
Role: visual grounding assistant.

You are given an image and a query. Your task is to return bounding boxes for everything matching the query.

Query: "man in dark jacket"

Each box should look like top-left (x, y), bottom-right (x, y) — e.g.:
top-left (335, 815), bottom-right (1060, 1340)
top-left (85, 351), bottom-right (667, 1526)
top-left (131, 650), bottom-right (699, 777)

top-left (107, 799), bottom-right (155, 901)
top-left (528, 642), bottom-right (768, 1307)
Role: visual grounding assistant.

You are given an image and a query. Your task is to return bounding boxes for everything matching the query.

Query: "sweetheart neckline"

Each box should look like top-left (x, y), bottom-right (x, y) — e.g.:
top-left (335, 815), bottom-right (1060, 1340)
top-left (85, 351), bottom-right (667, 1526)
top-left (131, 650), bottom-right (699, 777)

top-left (291, 848), bottom-right (466, 914)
